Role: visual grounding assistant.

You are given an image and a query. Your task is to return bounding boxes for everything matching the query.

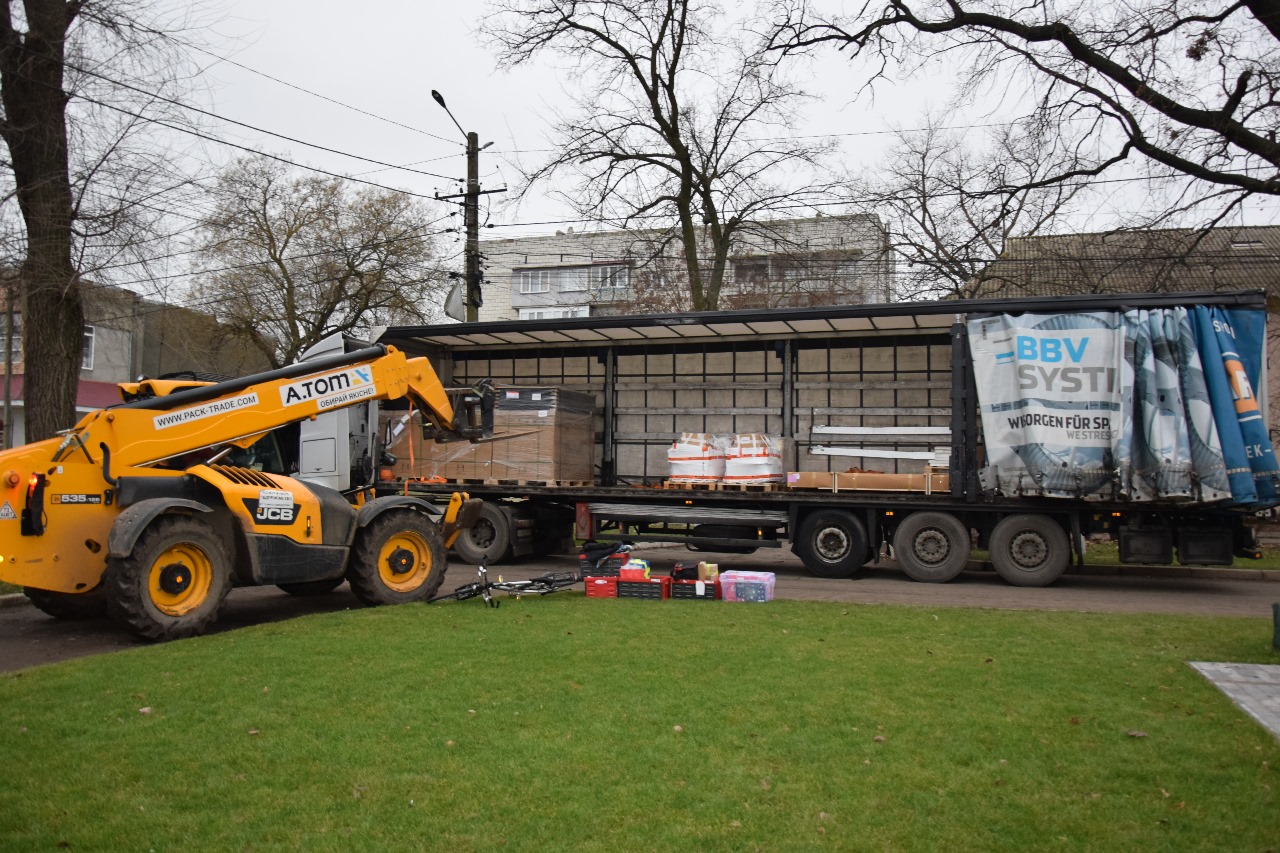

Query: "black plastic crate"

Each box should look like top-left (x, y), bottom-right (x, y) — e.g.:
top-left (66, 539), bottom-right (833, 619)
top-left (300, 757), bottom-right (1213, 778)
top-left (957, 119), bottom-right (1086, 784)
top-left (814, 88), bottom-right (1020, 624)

top-left (616, 578), bottom-right (670, 600)
top-left (670, 579), bottom-right (720, 600)
top-left (579, 555), bottom-right (626, 576)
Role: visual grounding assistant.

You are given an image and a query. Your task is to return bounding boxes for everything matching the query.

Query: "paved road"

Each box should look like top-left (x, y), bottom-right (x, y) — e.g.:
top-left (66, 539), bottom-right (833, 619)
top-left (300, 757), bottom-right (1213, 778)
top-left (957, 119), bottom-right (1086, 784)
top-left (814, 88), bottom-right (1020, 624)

top-left (2, 546), bottom-right (1277, 673)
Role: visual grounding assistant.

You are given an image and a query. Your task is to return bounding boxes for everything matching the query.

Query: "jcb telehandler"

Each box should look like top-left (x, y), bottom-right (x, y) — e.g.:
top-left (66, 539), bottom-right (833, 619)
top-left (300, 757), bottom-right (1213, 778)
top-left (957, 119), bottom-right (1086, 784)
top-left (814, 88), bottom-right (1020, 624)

top-left (0, 344), bottom-right (492, 640)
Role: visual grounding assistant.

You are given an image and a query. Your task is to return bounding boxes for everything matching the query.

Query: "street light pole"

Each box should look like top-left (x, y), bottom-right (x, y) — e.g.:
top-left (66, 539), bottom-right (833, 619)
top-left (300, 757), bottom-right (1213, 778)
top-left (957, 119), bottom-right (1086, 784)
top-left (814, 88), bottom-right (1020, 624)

top-left (464, 130), bottom-right (481, 323)
top-left (433, 90), bottom-right (484, 323)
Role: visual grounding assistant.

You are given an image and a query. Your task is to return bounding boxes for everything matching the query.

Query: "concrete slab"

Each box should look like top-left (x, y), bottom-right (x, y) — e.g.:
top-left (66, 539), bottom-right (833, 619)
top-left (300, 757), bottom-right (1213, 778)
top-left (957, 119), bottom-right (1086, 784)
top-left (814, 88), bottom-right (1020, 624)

top-left (1188, 661), bottom-right (1280, 740)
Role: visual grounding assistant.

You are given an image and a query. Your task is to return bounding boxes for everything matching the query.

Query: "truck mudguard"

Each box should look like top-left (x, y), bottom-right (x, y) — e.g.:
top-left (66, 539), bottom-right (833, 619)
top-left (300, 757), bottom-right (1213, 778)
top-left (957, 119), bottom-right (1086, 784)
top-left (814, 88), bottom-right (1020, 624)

top-left (354, 496), bottom-right (443, 530)
top-left (107, 498), bottom-right (214, 559)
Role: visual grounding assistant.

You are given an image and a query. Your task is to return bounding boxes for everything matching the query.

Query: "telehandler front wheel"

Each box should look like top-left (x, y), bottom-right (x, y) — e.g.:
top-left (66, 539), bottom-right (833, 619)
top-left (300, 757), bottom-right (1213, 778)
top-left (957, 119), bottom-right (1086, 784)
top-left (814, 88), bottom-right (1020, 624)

top-left (104, 515), bottom-right (233, 641)
top-left (347, 510), bottom-right (447, 606)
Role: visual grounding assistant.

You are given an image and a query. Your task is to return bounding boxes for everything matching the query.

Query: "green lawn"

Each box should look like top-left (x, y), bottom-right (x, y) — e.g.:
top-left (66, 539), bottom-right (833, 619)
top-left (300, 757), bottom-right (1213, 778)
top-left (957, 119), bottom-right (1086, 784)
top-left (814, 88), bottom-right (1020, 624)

top-left (1, 597), bottom-right (1277, 851)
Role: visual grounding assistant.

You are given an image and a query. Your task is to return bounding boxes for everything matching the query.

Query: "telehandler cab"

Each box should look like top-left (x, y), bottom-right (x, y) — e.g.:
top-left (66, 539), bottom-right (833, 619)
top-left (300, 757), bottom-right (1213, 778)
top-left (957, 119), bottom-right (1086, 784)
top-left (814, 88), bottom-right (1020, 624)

top-left (0, 344), bottom-right (492, 640)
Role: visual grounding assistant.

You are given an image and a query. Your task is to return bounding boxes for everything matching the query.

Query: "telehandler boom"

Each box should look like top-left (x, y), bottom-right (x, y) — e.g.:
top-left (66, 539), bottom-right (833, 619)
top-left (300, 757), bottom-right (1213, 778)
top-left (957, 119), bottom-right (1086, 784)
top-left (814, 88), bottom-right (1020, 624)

top-left (0, 344), bottom-right (492, 640)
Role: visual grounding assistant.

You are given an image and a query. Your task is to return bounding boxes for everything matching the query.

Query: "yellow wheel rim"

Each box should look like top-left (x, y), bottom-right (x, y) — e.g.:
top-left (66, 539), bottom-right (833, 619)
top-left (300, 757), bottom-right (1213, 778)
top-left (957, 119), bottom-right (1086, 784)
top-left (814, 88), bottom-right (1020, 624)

top-left (148, 542), bottom-right (214, 616)
top-left (377, 530), bottom-right (433, 592)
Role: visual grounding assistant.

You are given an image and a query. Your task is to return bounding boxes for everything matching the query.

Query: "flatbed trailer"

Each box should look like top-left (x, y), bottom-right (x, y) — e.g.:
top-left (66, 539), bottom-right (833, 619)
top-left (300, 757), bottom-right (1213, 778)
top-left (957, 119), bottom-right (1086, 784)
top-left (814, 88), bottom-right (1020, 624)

top-left (369, 289), bottom-right (1279, 586)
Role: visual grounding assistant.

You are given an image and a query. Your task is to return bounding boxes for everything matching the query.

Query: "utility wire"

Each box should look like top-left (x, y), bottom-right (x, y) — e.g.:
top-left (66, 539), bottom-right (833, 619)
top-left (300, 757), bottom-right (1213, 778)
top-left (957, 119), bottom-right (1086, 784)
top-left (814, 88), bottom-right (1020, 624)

top-left (176, 38), bottom-right (463, 147)
top-left (69, 90), bottom-right (443, 200)
top-left (63, 59), bottom-right (462, 182)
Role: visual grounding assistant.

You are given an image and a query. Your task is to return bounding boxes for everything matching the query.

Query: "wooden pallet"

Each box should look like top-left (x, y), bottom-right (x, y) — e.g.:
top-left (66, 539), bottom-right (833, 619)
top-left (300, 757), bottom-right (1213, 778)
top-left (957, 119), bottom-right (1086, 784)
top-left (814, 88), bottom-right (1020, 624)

top-left (488, 478), bottom-right (593, 487)
top-left (663, 480), bottom-right (723, 491)
top-left (434, 478), bottom-right (592, 488)
top-left (664, 480), bottom-right (782, 492)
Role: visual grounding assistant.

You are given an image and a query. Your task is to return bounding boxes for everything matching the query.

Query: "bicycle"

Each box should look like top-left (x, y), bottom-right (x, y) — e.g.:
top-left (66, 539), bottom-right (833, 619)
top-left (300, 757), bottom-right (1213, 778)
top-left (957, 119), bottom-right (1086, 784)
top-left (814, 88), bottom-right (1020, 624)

top-left (430, 561), bottom-right (582, 607)
top-left (430, 542), bottom-right (635, 607)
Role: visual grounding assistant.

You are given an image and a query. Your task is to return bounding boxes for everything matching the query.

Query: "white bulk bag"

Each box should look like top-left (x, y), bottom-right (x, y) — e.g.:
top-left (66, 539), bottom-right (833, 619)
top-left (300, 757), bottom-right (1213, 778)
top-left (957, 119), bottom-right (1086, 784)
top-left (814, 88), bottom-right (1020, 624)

top-left (724, 434), bottom-right (784, 484)
top-left (668, 433), bottom-right (726, 483)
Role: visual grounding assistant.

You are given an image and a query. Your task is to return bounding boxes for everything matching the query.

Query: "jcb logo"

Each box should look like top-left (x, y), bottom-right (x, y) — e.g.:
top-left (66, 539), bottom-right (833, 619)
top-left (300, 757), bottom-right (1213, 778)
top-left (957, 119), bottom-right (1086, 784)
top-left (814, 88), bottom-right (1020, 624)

top-left (256, 506), bottom-right (295, 523)
top-left (243, 498), bottom-right (300, 526)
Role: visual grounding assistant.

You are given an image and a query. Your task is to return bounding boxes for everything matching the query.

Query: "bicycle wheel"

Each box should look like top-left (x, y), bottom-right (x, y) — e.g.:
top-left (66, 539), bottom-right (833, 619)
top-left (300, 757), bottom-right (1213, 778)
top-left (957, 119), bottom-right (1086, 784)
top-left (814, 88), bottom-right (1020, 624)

top-left (432, 583), bottom-right (486, 603)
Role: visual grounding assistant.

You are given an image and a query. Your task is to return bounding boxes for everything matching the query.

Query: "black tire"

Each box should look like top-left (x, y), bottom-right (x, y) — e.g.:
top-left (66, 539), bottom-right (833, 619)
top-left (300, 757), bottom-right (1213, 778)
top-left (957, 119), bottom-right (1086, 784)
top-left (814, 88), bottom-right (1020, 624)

top-left (793, 510), bottom-right (868, 578)
top-left (103, 515), bottom-right (233, 641)
top-left (277, 578), bottom-right (345, 596)
top-left (23, 585), bottom-right (107, 620)
top-left (893, 511), bottom-right (970, 583)
top-left (348, 509), bottom-right (447, 606)
top-left (989, 514), bottom-right (1069, 587)
top-left (451, 502), bottom-right (512, 565)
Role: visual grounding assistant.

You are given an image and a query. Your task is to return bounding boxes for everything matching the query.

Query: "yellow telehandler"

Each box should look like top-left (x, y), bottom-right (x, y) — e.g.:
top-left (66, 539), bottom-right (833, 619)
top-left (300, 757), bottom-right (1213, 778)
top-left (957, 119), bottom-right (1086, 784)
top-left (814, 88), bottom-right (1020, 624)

top-left (0, 343), bottom-right (491, 640)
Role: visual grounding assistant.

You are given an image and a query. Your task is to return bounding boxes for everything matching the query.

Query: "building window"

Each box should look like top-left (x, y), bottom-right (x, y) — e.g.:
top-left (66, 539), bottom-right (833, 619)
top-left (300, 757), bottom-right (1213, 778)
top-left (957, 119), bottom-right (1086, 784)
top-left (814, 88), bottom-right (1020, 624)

top-left (0, 314), bottom-right (21, 362)
top-left (733, 259), bottom-right (770, 286)
top-left (590, 265), bottom-right (629, 292)
top-left (516, 264), bottom-right (630, 295)
top-left (560, 268), bottom-right (589, 292)
top-left (518, 306), bottom-right (589, 320)
top-left (518, 270), bottom-right (552, 294)
top-left (82, 325), bottom-right (95, 370)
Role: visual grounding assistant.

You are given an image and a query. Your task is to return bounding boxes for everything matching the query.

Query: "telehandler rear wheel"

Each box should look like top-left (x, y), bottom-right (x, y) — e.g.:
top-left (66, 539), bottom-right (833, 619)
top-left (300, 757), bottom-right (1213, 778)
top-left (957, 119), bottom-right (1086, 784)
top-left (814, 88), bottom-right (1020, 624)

top-left (348, 510), bottom-right (447, 606)
top-left (104, 515), bottom-right (233, 641)
top-left (23, 585), bottom-right (107, 620)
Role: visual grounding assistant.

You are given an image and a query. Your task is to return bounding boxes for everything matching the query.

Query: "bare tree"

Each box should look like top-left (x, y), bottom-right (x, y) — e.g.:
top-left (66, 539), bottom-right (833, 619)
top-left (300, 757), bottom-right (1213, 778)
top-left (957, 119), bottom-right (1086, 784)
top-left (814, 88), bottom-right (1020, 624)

top-left (0, 0), bottom-right (207, 439)
top-left (192, 156), bottom-right (449, 368)
top-left (485, 0), bottom-right (841, 311)
top-left (857, 117), bottom-right (1088, 299)
top-left (771, 0), bottom-right (1280, 226)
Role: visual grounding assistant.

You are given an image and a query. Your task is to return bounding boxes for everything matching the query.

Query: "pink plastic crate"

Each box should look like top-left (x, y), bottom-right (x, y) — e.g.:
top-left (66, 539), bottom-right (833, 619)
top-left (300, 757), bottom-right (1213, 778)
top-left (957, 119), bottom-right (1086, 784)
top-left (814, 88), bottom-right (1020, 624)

top-left (719, 570), bottom-right (775, 602)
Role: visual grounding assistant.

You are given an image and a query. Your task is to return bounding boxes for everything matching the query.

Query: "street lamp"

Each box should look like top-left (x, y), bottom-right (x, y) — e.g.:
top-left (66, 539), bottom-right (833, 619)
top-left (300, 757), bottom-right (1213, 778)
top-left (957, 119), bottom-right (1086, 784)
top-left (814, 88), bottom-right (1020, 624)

top-left (432, 90), bottom-right (482, 323)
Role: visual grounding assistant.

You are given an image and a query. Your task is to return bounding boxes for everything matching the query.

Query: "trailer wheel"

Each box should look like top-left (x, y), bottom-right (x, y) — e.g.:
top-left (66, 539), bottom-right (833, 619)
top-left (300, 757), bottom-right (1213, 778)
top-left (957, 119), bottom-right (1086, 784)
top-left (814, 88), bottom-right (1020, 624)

top-left (893, 512), bottom-right (970, 583)
top-left (451, 502), bottom-right (512, 566)
top-left (793, 510), bottom-right (868, 578)
top-left (104, 515), bottom-right (233, 641)
top-left (23, 585), bottom-right (107, 620)
top-left (277, 578), bottom-right (345, 596)
top-left (989, 514), bottom-right (1069, 587)
top-left (348, 510), bottom-right (447, 606)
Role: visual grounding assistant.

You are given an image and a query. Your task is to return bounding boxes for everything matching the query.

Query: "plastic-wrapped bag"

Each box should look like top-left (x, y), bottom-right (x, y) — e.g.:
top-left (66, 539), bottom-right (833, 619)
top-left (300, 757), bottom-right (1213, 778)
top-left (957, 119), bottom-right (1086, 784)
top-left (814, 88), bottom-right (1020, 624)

top-left (668, 433), bottom-right (727, 483)
top-left (724, 434), bottom-right (784, 484)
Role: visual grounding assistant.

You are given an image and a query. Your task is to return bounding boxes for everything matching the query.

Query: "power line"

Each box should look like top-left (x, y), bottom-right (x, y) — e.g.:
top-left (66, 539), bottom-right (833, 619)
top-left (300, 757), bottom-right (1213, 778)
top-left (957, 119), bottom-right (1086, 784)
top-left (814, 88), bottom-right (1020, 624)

top-left (63, 59), bottom-right (462, 183)
top-left (69, 90), bottom-right (444, 201)
top-left (176, 39), bottom-right (463, 147)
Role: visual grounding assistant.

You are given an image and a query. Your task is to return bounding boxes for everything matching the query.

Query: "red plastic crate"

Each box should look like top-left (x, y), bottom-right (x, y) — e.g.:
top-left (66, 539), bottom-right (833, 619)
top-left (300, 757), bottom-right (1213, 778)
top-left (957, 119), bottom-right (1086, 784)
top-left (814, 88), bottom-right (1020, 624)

top-left (583, 576), bottom-right (618, 598)
top-left (617, 576), bottom-right (671, 600)
top-left (670, 578), bottom-right (720, 600)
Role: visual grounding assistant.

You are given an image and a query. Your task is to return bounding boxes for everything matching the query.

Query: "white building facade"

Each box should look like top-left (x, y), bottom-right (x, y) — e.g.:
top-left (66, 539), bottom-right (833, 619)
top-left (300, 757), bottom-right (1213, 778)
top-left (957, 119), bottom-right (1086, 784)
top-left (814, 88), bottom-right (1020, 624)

top-left (475, 214), bottom-right (894, 322)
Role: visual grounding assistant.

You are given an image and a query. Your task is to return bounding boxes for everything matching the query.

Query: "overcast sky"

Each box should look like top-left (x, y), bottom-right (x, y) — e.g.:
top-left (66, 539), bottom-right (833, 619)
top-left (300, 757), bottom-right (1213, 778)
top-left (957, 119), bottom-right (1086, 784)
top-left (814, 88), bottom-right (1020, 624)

top-left (179, 0), bottom-right (1278, 267)
top-left (198, 1), bottom-right (947, 239)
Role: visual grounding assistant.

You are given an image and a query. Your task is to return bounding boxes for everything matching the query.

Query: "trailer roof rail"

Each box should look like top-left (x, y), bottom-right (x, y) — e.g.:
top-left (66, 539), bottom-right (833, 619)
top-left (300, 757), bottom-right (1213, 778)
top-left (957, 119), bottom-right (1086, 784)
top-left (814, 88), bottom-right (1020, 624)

top-left (379, 290), bottom-right (1268, 353)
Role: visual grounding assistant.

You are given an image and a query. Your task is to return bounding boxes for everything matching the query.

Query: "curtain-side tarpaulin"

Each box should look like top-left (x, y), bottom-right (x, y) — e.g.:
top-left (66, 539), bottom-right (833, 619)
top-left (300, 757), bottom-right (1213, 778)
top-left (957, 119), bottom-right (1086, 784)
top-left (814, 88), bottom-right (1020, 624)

top-left (967, 308), bottom-right (1279, 507)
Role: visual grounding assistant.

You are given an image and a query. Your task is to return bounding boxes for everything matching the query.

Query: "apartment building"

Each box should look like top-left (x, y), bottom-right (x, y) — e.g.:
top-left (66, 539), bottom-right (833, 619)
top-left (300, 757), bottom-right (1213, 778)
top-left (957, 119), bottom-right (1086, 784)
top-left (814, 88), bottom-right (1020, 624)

top-left (471, 214), bottom-right (893, 322)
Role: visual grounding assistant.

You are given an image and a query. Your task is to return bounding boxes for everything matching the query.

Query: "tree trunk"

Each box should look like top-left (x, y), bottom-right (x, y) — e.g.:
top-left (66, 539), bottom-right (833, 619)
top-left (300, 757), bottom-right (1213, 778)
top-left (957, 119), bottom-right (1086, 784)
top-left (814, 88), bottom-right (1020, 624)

top-left (0, 0), bottom-right (83, 440)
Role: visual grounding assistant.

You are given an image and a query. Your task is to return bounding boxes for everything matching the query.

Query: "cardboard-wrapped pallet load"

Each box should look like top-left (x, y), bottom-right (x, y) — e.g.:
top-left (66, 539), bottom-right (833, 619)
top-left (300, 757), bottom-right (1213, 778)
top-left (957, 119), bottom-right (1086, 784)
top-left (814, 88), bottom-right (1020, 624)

top-left (387, 387), bottom-right (596, 483)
